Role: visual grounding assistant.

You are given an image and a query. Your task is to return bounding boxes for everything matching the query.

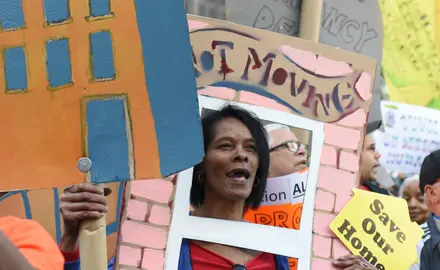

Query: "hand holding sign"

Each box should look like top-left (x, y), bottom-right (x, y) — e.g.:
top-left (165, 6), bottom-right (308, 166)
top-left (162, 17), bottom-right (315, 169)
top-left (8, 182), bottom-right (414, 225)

top-left (330, 189), bottom-right (423, 270)
top-left (333, 255), bottom-right (376, 269)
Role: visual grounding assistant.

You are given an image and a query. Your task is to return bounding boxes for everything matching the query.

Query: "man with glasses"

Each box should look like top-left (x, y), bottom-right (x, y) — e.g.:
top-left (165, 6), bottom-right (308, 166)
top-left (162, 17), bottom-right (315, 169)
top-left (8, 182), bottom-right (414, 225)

top-left (264, 123), bottom-right (308, 178)
top-left (245, 123), bottom-right (309, 270)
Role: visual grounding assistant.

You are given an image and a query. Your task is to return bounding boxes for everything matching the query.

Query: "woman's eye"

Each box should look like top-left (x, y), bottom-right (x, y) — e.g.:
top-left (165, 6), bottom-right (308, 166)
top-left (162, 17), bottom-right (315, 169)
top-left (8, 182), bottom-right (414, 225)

top-left (219, 143), bottom-right (232, 149)
top-left (247, 145), bottom-right (256, 151)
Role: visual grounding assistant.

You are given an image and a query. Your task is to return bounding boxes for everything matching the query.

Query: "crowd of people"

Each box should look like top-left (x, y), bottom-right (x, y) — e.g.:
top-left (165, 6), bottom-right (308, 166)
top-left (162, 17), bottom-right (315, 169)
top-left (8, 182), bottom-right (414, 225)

top-left (0, 105), bottom-right (438, 269)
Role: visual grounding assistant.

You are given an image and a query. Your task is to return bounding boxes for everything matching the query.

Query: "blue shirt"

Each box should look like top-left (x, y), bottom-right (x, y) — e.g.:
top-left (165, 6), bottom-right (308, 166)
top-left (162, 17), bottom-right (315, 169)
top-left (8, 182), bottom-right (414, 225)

top-left (64, 240), bottom-right (289, 270)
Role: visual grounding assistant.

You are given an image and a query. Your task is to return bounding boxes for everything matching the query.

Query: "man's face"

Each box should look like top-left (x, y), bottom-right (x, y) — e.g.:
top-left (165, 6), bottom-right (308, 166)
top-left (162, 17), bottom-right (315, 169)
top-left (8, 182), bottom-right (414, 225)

top-left (425, 180), bottom-right (440, 216)
top-left (268, 128), bottom-right (307, 178)
top-left (359, 135), bottom-right (381, 183)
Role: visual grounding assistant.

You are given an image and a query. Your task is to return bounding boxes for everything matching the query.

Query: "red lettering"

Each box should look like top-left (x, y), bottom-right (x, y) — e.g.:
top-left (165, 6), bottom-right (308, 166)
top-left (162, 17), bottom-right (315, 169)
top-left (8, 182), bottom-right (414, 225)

top-left (292, 206), bottom-right (303, 230)
top-left (211, 40), bottom-right (234, 80)
top-left (273, 211), bottom-right (289, 228)
top-left (254, 213), bottom-right (272, 225)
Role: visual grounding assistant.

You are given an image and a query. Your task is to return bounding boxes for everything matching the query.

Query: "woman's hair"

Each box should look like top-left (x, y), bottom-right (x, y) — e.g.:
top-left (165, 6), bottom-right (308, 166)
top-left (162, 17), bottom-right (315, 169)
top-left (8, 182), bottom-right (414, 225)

top-left (190, 104), bottom-right (270, 210)
top-left (399, 175), bottom-right (420, 197)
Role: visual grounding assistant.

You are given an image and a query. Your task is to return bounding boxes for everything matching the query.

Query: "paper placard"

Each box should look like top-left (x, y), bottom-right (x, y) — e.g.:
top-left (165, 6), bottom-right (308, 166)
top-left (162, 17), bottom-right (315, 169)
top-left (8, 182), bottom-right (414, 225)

top-left (330, 189), bottom-right (423, 270)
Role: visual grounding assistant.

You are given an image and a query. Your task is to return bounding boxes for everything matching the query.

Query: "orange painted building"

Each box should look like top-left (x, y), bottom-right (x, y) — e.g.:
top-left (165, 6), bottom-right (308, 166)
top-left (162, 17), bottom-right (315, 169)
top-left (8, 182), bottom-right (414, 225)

top-left (0, 0), bottom-right (161, 191)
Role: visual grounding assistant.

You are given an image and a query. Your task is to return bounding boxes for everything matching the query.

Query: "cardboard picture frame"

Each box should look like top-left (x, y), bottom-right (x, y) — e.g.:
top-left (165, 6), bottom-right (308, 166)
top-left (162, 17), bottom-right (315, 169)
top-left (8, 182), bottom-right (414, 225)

top-left (166, 95), bottom-right (324, 270)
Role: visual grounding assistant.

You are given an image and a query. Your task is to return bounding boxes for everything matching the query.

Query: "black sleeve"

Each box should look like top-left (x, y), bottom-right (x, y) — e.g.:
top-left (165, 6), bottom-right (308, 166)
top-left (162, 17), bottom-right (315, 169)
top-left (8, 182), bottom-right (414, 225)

top-left (419, 244), bottom-right (430, 270)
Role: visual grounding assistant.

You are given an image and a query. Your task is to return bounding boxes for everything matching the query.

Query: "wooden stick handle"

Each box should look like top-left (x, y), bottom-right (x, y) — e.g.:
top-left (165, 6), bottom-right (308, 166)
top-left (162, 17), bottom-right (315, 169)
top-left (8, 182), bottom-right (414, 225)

top-left (299, 0), bottom-right (323, 42)
top-left (79, 184), bottom-right (108, 270)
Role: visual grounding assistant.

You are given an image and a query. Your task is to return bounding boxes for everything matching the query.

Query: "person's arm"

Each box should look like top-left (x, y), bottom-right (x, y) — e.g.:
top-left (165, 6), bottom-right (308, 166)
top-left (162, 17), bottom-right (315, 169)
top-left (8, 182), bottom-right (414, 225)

top-left (0, 230), bottom-right (35, 269)
top-left (59, 183), bottom-right (112, 270)
top-left (0, 217), bottom-right (64, 270)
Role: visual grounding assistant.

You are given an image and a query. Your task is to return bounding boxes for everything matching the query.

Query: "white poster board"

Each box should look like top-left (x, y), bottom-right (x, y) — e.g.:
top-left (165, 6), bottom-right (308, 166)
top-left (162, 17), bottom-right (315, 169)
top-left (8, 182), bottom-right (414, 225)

top-left (166, 95), bottom-right (324, 270)
top-left (377, 101), bottom-right (440, 174)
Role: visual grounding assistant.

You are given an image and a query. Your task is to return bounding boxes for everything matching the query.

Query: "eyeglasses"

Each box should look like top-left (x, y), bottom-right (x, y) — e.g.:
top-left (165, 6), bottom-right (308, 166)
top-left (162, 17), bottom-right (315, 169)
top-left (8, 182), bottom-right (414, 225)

top-left (232, 264), bottom-right (247, 270)
top-left (270, 141), bottom-right (308, 153)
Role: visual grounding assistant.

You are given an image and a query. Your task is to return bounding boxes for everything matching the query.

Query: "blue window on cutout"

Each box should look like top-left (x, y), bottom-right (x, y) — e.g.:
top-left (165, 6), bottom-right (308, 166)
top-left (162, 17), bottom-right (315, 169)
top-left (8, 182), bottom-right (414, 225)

top-left (46, 39), bottom-right (72, 88)
top-left (86, 98), bottom-right (131, 183)
top-left (4, 47), bottom-right (27, 91)
top-left (90, 0), bottom-right (111, 17)
top-left (0, 0), bottom-right (25, 30)
top-left (90, 31), bottom-right (115, 80)
top-left (43, 0), bottom-right (69, 24)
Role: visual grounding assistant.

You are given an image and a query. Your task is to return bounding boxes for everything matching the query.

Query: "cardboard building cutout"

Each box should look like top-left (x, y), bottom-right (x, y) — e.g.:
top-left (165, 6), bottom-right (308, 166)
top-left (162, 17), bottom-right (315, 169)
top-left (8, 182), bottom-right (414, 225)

top-left (0, 0), bottom-right (204, 191)
top-left (116, 15), bottom-right (377, 270)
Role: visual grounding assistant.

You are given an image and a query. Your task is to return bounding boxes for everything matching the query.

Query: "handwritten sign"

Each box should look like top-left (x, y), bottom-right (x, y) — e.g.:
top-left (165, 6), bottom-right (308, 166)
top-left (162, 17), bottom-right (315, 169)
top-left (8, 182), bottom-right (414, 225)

top-left (225, 0), bottom-right (301, 36)
top-left (244, 169), bottom-right (308, 270)
top-left (379, 0), bottom-right (440, 107)
top-left (330, 189), bottom-right (423, 270)
top-left (376, 101), bottom-right (440, 174)
top-left (190, 27), bottom-right (375, 122)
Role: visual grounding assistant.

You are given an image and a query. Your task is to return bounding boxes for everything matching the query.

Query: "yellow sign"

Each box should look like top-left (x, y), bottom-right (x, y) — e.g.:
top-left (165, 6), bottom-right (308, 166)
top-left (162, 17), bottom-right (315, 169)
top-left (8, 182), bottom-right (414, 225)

top-left (379, 0), bottom-right (440, 108)
top-left (330, 189), bottom-right (423, 270)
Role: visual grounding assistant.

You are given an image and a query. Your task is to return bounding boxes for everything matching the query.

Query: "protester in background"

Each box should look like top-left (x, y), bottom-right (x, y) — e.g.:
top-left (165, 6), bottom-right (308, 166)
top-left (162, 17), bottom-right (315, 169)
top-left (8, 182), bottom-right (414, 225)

top-left (59, 105), bottom-right (290, 270)
top-left (249, 123), bottom-right (309, 269)
top-left (359, 121), bottom-right (393, 195)
top-left (0, 216), bottom-right (64, 269)
top-left (415, 149), bottom-right (440, 269)
top-left (263, 123), bottom-right (308, 178)
top-left (399, 175), bottom-right (430, 225)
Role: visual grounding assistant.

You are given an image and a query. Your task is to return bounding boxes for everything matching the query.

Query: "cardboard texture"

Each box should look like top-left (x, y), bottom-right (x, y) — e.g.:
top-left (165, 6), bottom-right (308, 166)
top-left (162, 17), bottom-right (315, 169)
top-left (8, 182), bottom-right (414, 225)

top-left (320, 0), bottom-right (384, 123)
top-left (167, 96), bottom-right (324, 270)
top-left (0, 182), bottom-right (123, 262)
top-left (223, 0), bottom-right (384, 122)
top-left (117, 15), bottom-right (377, 270)
top-left (0, 0), bottom-right (204, 191)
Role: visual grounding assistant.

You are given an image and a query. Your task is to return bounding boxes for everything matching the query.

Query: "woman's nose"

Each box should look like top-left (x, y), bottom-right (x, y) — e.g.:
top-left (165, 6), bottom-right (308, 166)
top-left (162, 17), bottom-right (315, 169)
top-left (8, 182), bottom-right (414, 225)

top-left (232, 147), bottom-right (248, 162)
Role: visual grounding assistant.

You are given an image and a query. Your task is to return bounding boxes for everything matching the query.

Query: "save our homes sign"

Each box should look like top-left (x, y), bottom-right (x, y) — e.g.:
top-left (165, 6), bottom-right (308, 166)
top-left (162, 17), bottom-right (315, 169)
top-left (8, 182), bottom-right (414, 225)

top-left (330, 189), bottom-right (423, 270)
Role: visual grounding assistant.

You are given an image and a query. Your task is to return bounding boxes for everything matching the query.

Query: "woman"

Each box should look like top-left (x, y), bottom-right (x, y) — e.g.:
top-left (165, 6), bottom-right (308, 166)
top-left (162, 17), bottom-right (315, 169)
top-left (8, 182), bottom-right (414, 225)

top-left (59, 105), bottom-right (289, 269)
top-left (59, 105), bottom-right (376, 270)
top-left (399, 175), bottom-right (430, 225)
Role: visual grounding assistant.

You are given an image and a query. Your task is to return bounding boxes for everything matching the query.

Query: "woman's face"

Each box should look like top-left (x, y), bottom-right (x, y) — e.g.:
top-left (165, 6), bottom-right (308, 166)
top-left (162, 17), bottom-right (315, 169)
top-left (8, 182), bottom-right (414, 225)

top-left (402, 180), bottom-right (430, 224)
top-left (202, 118), bottom-right (259, 202)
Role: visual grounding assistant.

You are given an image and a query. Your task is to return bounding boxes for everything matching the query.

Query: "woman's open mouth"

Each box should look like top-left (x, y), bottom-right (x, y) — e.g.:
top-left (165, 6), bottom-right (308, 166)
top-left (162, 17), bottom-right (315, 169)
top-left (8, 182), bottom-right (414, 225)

top-left (227, 169), bottom-right (250, 183)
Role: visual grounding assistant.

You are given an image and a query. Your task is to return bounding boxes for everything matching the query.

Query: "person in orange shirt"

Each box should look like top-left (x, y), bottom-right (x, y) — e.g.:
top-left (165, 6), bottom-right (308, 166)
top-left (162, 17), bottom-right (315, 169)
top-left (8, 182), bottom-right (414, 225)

top-left (0, 216), bottom-right (64, 270)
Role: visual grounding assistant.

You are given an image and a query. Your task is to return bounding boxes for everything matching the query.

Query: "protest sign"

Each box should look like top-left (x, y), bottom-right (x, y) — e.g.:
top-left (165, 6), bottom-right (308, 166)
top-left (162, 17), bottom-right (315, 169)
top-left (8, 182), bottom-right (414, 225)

top-left (0, 0), bottom-right (203, 191)
top-left (380, 0), bottom-right (440, 108)
top-left (116, 15), bottom-right (377, 270)
top-left (377, 101), bottom-right (440, 174)
top-left (222, 0), bottom-right (383, 122)
top-left (244, 169), bottom-right (308, 230)
top-left (244, 169), bottom-right (308, 269)
top-left (330, 189), bottom-right (423, 270)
